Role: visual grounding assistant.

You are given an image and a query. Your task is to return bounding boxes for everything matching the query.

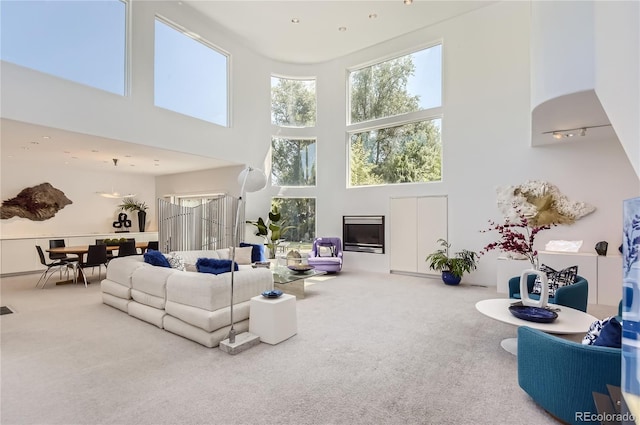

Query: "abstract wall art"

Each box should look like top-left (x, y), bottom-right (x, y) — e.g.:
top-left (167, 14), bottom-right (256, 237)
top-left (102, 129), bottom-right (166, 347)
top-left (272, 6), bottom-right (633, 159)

top-left (0, 182), bottom-right (72, 221)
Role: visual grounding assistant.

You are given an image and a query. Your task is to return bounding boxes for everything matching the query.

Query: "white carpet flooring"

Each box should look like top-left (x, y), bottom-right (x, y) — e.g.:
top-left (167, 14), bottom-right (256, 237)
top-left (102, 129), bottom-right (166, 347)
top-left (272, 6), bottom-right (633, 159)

top-left (0, 270), bottom-right (617, 425)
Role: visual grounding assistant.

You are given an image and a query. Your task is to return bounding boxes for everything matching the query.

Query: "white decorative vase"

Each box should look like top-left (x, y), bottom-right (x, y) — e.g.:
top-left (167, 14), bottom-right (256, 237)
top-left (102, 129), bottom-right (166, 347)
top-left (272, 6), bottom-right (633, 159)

top-left (519, 268), bottom-right (548, 308)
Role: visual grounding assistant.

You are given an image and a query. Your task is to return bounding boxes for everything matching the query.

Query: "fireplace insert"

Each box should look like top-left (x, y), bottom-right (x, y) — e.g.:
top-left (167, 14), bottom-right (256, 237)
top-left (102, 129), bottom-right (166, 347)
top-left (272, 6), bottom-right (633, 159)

top-left (342, 215), bottom-right (385, 254)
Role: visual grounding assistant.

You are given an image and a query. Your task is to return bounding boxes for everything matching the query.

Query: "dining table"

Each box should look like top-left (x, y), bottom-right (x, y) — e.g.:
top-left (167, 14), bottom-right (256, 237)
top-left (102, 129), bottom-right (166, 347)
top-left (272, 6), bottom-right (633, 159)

top-left (47, 242), bottom-right (149, 284)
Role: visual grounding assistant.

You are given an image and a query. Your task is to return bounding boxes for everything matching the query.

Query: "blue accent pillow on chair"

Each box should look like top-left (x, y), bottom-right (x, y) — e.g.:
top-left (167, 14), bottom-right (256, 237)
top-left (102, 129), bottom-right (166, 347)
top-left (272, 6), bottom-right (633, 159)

top-left (593, 317), bottom-right (622, 348)
top-left (239, 242), bottom-right (266, 262)
top-left (143, 250), bottom-right (171, 268)
top-left (196, 258), bottom-right (238, 275)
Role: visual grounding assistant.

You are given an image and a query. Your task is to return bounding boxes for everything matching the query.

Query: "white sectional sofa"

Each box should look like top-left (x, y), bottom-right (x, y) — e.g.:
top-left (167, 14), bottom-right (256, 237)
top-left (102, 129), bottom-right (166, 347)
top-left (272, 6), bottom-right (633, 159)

top-left (100, 249), bottom-right (273, 347)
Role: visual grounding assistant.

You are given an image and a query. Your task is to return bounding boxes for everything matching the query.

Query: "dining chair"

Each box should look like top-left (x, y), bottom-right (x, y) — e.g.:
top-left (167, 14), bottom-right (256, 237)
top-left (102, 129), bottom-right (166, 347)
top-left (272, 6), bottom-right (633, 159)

top-left (48, 239), bottom-right (78, 263)
top-left (77, 244), bottom-right (108, 287)
top-left (146, 241), bottom-right (159, 252)
top-left (35, 246), bottom-right (71, 288)
top-left (95, 239), bottom-right (115, 261)
top-left (117, 241), bottom-right (138, 257)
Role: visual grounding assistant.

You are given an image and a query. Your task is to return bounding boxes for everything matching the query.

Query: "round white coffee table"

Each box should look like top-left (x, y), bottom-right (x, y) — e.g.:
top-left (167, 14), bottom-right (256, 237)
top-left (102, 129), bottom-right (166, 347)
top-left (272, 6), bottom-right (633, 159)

top-left (475, 298), bottom-right (598, 355)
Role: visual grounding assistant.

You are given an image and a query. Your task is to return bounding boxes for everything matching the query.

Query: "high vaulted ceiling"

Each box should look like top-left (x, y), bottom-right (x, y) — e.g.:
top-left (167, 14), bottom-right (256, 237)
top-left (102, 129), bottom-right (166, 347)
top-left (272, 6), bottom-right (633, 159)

top-left (183, 1), bottom-right (495, 64)
top-left (2, 1), bottom-right (496, 176)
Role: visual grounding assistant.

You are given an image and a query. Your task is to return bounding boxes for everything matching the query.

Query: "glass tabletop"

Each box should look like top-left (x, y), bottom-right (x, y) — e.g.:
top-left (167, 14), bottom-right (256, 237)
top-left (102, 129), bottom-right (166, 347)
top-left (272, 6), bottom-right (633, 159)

top-left (272, 268), bottom-right (326, 284)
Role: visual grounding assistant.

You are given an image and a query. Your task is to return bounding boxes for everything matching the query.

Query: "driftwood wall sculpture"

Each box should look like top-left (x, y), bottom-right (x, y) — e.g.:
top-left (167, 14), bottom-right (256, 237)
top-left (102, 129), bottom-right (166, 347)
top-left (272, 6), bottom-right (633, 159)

top-left (1, 182), bottom-right (72, 221)
top-left (496, 180), bottom-right (595, 226)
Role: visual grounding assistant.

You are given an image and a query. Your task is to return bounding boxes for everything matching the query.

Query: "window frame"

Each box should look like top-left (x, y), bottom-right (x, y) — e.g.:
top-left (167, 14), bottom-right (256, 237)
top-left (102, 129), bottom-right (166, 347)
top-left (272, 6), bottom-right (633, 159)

top-left (271, 196), bottom-right (317, 244)
top-left (270, 74), bottom-right (317, 128)
top-left (0, 0), bottom-right (130, 96)
top-left (154, 15), bottom-right (231, 127)
top-left (346, 42), bottom-right (444, 188)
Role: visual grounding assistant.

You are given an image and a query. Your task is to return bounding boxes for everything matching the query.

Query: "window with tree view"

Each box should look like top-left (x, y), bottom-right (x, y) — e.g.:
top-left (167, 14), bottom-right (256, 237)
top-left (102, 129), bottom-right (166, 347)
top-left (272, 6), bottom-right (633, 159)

top-left (272, 197), bottom-right (316, 243)
top-left (271, 138), bottom-right (316, 186)
top-left (348, 44), bottom-right (442, 186)
top-left (271, 77), bottom-right (316, 127)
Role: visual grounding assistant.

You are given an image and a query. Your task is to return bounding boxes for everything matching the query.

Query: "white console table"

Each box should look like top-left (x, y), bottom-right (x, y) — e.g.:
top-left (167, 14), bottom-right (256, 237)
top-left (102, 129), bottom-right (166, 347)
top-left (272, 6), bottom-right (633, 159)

top-left (496, 251), bottom-right (622, 306)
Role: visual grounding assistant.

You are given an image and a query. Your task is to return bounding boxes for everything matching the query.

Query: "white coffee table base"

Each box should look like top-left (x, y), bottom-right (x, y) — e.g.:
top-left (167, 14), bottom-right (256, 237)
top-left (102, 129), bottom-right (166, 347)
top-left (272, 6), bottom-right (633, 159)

top-left (500, 337), bottom-right (518, 355)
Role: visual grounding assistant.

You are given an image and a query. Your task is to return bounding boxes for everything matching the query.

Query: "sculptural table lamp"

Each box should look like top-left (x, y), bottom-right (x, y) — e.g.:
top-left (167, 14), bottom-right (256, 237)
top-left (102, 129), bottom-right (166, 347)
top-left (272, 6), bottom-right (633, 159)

top-left (220, 166), bottom-right (267, 354)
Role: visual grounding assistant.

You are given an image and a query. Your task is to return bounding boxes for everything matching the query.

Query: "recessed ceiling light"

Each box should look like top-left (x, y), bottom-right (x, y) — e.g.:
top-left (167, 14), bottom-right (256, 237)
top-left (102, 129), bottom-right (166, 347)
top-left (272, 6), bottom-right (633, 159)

top-left (42, 136), bottom-right (50, 140)
top-left (404, 0), bottom-right (413, 4)
top-left (291, 18), bottom-right (300, 24)
top-left (369, 13), bottom-right (378, 19)
top-left (338, 26), bottom-right (347, 32)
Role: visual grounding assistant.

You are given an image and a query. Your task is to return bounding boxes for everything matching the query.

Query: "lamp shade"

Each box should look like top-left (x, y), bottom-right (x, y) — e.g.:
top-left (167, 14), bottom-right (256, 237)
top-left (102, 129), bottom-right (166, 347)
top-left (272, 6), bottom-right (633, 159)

top-left (238, 167), bottom-right (267, 193)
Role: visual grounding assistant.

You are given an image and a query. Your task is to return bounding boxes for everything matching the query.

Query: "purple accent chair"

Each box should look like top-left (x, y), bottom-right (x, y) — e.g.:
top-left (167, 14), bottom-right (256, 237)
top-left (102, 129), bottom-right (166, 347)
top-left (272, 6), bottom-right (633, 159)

top-left (307, 237), bottom-right (343, 273)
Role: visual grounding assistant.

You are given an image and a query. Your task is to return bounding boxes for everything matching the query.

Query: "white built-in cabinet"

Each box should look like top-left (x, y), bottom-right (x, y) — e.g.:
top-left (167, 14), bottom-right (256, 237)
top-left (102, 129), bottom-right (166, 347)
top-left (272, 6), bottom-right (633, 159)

top-left (496, 251), bottom-right (623, 306)
top-left (389, 196), bottom-right (448, 275)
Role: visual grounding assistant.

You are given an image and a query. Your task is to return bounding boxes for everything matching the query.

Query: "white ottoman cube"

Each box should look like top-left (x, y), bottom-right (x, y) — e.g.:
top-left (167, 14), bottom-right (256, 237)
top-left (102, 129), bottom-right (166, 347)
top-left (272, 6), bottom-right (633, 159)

top-left (249, 294), bottom-right (297, 345)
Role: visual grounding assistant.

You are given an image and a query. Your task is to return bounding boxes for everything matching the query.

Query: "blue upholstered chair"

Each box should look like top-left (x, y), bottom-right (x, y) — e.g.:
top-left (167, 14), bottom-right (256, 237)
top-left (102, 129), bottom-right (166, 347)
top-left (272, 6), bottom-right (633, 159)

top-left (517, 326), bottom-right (621, 425)
top-left (508, 274), bottom-right (589, 312)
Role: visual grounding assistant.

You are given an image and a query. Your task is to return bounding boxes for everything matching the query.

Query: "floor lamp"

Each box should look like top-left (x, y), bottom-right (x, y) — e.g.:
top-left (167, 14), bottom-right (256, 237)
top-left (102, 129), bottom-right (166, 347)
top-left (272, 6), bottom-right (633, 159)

top-left (223, 166), bottom-right (266, 352)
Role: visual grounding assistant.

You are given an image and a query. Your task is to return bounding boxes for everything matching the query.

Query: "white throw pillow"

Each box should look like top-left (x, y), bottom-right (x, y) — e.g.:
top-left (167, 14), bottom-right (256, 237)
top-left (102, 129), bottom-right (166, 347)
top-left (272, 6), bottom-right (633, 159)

top-left (230, 246), bottom-right (253, 265)
top-left (165, 254), bottom-right (186, 271)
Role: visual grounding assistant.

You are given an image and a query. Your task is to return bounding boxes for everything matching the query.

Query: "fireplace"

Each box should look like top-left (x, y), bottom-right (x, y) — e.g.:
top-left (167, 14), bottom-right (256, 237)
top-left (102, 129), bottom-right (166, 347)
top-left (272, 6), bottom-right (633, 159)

top-left (342, 215), bottom-right (385, 254)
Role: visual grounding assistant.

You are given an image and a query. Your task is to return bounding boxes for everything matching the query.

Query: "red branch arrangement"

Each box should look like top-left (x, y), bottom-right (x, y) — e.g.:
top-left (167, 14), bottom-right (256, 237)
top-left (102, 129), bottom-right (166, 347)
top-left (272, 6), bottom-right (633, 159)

top-left (480, 209), bottom-right (552, 268)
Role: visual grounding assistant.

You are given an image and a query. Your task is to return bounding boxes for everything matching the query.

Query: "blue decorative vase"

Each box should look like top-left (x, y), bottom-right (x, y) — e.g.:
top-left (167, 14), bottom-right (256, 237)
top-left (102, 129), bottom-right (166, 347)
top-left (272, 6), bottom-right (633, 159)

top-left (441, 271), bottom-right (461, 286)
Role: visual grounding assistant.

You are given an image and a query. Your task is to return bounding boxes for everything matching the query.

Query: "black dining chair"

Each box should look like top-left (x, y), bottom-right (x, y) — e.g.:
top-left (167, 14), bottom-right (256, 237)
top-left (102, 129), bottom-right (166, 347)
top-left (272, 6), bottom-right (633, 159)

top-left (95, 239), bottom-right (115, 261)
top-left (77, 244), bottom-right (108, 287)
top-left (117, 241), bottom-right (138, 257)
top-left (35, 246), bottom-right (72, 288)
top-left (48, 239), bottom-right (78, 263)
top-left (146, 241), bottom-right (159, 252)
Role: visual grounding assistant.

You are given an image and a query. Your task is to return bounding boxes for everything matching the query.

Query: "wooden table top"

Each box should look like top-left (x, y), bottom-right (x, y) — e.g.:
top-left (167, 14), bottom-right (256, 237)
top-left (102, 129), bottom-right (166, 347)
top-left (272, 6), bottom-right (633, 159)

top-left (47, 241), bottom-right (148, 254)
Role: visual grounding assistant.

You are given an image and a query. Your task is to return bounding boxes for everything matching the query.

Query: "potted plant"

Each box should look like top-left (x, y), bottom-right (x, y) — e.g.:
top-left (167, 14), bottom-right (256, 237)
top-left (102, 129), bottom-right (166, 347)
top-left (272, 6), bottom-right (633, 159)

top-left (425, 238), bottom-right (479, 285)
top-left (246, 206), bottom-right (295, 259)
top-left (118, 197), bottom-right (148, 232)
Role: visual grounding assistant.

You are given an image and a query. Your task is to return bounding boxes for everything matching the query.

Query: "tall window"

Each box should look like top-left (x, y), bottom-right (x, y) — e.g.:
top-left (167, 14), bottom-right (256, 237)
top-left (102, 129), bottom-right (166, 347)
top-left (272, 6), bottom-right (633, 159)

top-left (270, 75), bottom-right (317, 187)
top-left (0, 0), bottom-right (127, 95)
top-left (347, 44), bottom-right (442, 186)
top-left (272, 197), bottom-right (316, 243)
top-left (271, 138), bottom-right (316, 186)
top-left (271, 77), bottom-right (316, 127)
top-left (154, 18), bottom-right (228, 126)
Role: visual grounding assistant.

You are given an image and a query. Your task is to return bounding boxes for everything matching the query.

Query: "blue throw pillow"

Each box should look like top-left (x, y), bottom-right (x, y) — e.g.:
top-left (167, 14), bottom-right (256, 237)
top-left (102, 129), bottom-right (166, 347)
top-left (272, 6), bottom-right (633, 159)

top-left (196, 258), bottom-right (238, 275)
top-left (239, 242), bottom-right (266, 263)
top-left (143, 250), bottom-right (171, 268)
top-left (593, 317), bottom-right (622, 348)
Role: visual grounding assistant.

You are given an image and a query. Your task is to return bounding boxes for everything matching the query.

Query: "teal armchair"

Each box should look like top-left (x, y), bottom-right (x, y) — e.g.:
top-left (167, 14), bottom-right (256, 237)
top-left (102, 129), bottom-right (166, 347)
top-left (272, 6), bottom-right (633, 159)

top-left (508, 274), bottom-right (589, 312)
top-left (517, 326), bottom-right (621, 424)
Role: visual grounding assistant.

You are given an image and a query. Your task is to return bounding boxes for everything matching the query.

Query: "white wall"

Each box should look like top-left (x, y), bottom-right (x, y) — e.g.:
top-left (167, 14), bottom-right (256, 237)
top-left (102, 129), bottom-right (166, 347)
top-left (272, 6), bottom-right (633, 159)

top-left (594, 0), bottom-right (640, 178)
top-left (530, 0), bottom-right (595, 109)
top-left (268, 1), bottom-right (638, 282)
top-left (1, 1), bottom-right (638, 286)
top-left (0, 160), bottom-right (156, 237)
